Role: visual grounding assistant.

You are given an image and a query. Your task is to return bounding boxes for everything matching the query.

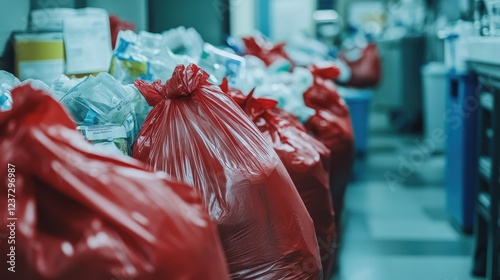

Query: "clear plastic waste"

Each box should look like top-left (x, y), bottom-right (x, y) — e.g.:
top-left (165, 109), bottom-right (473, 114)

top-left (253, 67), bottom-right (315, 123)
top-left (59, 73), bottom-right (149, 147)
top-left (110, 30), bottom-right (195, 83)
top-left (0, 71), bottom-right (20, 111)
top-left (198, 43), bottom-right (246, 85)
top-left (161, 26), bottom-right (204, 59)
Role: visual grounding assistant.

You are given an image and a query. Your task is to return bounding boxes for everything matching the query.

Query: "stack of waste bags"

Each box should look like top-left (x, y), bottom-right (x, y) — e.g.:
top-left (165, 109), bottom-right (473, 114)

top-left (303, 63), bottom-right (355, 233)
top-left (0, 26), bottom-right (360, 280)
top-left (237, 40), bottom-right (356, 241)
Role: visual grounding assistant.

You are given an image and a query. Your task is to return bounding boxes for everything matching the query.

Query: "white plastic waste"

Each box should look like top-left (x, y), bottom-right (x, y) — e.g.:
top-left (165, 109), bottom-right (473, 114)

top-left (51, 75), bottom-right (86, 98)
top-left (198, 43), bottom-right (246, 85)
top-left (253, 67), bottom-right (315, 123)
top-left (161, 26), bottom-right (204, 59)
top-left (285, 33), bottom-right (330, 66)
top-left (0, 71), bottom-right (20, 111)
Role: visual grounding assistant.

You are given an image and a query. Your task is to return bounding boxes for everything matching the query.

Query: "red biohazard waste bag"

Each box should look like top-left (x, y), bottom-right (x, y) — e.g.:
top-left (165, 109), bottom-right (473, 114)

top-left (338, 43), bottom-right (381, 88)
top-left (0, 84), bottom-right (230, 280)
top-left (304, 64), bottom-right (355, 237)
top-left (304, 63), bottom-right (345, 115)
top-left (305, 111), bottom-right (354, 229)
top-left (220, 79), bottom-right (306, 133)
top-left (242, 35), bottom-right (292, 66)
top-left (221, 80), bottom-right (336, 278)
top-left (133, 64), bottom-right (322, 279)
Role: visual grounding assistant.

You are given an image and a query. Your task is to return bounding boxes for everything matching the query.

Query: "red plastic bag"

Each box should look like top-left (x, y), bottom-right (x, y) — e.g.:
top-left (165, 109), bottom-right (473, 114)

top-left (304, 64), bottom-right (355, 238)
top-left (305, 111), bottom-right (354, 227)
top-left (242, 35), bottom-right (292, 66)
top-left (304, 63), bottom-right (346, 115)
top-left (221, 81), bottom-right (336, 278)
top-left (110, 15), bottom-right (136, 49)
top-left (133, 64), bottom-right (322, 279)
top-left (0, 84), bottom-right (230, 280)
top-left (338, 43), bottom-right (381, 88)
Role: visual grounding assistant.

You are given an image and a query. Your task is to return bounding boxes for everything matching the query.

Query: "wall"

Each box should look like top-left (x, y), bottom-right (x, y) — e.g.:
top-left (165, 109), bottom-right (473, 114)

top-left (30, 0), bottom-right (82, 9)
top-left (149, 0), bottom-right (229, 45)
top-left (230, 0), bottom-right (255, 37)
top-left (229, 0), bottom-right (317, 41)
top-left (335, 0), bottom-right (387, 28)
top-left (86, 0), bottom-right (148, 31)
top-left (0, 0), bottom-right (29, 58)
top-left (270, 0), bottom-right (317, 40)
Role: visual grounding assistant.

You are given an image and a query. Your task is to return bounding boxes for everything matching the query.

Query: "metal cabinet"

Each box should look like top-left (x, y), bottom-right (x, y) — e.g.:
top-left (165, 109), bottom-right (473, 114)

top-left (471, 62), bottom-right (500, 280)
top-left (374, 35), bottom-right (426, 130)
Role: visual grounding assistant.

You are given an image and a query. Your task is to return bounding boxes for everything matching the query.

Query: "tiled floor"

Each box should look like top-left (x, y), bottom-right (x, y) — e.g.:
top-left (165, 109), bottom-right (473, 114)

top-left (332, 113), bottom-right (482, 280)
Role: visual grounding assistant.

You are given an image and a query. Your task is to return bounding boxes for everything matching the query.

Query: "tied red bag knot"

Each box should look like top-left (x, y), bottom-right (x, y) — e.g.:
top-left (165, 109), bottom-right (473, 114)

top-left (242, 35), bottom-right (293, 66)
top-left (219, 77), bottom-right (230, 95)
top-left (305, 63), bottom-right (350, 117)
top-left (134, 64), bottom-right (211, 106)
top-left (219, 77), bottom-right (248, 107)
top-left (242, 36), bottom-right (287, 58)
top-left (219, 79), bottom-right (278, 120)
top-left (308, 63), bottom-right (341, 80)
top-left (243, 90), bottom-right (278, 120)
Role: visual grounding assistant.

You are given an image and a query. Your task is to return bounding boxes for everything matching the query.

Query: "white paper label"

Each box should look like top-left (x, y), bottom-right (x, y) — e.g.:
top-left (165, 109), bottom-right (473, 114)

top-left (18, 59), bottom-right (65, 85)
top-left (84, 125), bottom-right (126, 141)
top-left (63, 8), bottom-right (112, 74)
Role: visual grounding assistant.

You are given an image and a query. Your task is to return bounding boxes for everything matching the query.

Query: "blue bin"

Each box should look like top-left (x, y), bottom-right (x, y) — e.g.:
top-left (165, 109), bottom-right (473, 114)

top-left (338, 87), bottom-right (372, 155)
top-left (445, 70), bottom-right (478, 232)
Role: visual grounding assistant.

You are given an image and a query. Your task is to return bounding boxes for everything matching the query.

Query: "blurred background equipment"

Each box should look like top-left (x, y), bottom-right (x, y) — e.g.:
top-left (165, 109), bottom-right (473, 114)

top-left (421, 61), bottom-right (447, 153)
top-left (374, 35), bottom-right (425, 132)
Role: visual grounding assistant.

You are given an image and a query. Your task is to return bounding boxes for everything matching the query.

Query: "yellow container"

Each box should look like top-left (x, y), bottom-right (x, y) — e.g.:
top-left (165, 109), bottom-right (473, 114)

top-left (14, 32), bottom-right (65, 84)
